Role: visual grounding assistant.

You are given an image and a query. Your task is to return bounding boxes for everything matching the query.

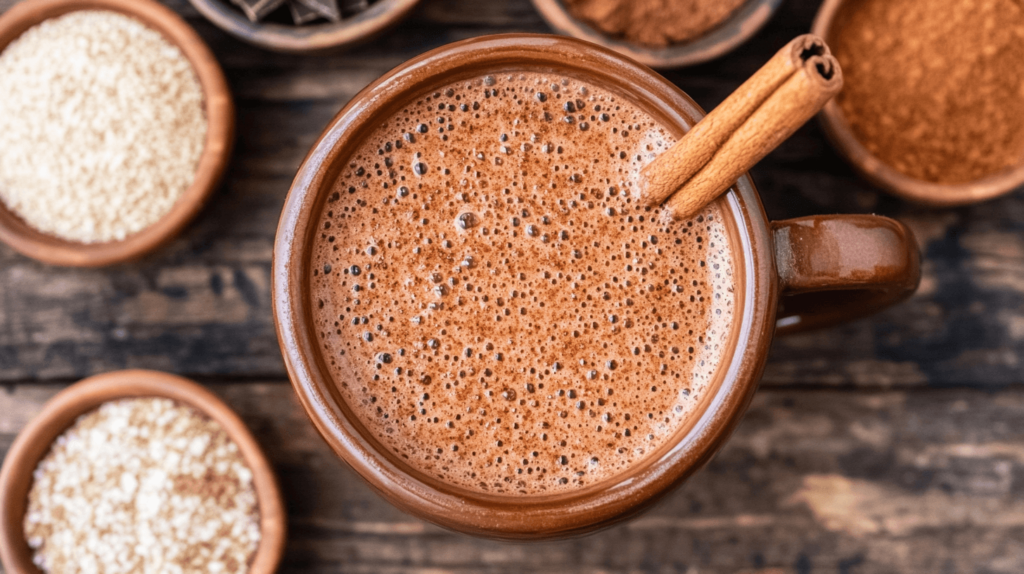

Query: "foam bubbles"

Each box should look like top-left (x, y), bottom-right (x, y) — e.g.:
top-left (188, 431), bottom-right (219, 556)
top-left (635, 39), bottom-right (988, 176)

top-left (309, 72), bottom-right (735, 496)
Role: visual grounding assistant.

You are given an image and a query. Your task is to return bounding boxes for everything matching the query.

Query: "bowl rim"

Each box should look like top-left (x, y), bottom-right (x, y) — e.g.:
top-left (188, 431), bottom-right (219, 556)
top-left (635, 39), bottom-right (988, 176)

top-left (530, 0), bottom-right (784, 69)
top-left (0, 369), bottom-right (286, 574)
top-left (0, 0), bottom-right (234, 267)
top-left (812, 0), bottom-right (1024, 206)
top-left (272, 32), bottom-right (778, 539)
top-left (186, 0), bottom-right (421, 54)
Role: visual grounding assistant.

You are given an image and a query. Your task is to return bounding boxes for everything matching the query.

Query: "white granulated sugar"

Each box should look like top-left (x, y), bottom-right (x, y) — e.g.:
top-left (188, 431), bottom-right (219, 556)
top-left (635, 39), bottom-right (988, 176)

top-left (24, 398), bottom-right (261, 574)
top-left (0, 11), bottom-right (208, 243)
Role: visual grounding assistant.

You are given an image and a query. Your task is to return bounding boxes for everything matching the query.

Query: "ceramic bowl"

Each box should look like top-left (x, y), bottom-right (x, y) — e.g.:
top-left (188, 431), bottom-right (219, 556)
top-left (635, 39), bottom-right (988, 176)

top-left (0, 370), bottom-right (286, 574)
top-left (813, 0), bottom-right (1024, 206)
top-left (0, 0), bottom-right (234, 267)
top-left (530, 0), bottom-right (783, 69)
top-left (187, 0), bottom-right (421, 54)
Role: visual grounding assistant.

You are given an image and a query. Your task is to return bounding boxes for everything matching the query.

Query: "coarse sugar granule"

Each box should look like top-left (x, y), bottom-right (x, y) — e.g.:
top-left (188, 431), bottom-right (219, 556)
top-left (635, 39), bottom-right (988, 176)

top-left (23, 398), bottom-right (261, 574)
top-left (0, 11), bottom-right (208, 243)
top-left (832, 0), bottom-right (1024, 184)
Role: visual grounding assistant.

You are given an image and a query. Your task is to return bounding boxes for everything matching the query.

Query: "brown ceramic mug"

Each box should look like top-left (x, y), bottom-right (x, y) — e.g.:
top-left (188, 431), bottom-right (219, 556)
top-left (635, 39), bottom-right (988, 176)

top-left (272, 34), bottom-right (920, 540)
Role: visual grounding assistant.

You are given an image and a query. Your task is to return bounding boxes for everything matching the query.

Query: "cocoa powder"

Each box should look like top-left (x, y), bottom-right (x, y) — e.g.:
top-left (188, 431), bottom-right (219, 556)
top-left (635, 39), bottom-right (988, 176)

top-left (832, 0), bottom-right (1024, 184)
top-left (564, 0), bottom-right (746, 48)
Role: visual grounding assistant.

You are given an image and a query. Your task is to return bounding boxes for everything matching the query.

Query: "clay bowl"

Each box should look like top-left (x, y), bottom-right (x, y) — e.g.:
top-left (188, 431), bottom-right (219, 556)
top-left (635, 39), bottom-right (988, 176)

top-left (187, 0), bottom-right (421, 54)
top-left (0, 0), bottom-right (234, 267)
top-left (813, 0), bottom-right (1024, 206)
top-left (0, 369), bottom-right (286, 574)
top-left (530, 0), bottom-right (783, 69)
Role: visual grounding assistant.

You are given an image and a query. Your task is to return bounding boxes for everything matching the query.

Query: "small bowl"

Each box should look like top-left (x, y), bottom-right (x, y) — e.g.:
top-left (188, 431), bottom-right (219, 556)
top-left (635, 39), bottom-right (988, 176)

top-left (813, 0), bottom-right (1024, 206)
top-left (0, 370), bottom-right (286, 574)
top-left (187, 0), bottom-right (421, 54)
top-left (0, 0), bottom-right (234, 267)
top-left (530, 0), bottom-right (783, 69)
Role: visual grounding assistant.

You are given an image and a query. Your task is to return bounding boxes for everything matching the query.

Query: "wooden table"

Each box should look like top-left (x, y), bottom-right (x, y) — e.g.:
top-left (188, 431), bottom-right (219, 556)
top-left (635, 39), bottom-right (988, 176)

top-left (2, 1), bottom-right (1023, 572)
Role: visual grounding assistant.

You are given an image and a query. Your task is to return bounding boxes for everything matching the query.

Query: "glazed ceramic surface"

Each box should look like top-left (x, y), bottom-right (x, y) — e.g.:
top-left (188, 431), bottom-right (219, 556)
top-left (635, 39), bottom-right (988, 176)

top-left (272, 34), bottom-right (920, 539)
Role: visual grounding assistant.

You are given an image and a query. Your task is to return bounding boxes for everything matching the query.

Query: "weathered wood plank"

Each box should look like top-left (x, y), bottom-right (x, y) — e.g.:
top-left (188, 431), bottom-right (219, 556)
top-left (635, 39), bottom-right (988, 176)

top-left (1, 0), bottom-right (1022, 386)
top-left (3, 382), bottom-right (1024, 573)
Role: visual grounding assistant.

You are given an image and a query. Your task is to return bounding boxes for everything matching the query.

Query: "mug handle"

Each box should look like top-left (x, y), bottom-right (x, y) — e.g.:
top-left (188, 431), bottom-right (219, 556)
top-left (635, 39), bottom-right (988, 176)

top-left (771, 214), bottom-right (921, 335)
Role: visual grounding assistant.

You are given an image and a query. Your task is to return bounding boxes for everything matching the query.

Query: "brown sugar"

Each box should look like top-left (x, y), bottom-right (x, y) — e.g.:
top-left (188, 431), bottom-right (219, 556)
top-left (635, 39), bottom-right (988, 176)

top-left (564, 0), bottom-right (746, 48)
top-left (832, 0), bottom-right (1024, 184)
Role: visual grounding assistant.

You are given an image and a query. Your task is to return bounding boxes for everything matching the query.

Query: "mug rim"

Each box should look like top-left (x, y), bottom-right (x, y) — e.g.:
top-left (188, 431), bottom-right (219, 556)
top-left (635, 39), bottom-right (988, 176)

top-left (272, 33), bottom-right (779, 539)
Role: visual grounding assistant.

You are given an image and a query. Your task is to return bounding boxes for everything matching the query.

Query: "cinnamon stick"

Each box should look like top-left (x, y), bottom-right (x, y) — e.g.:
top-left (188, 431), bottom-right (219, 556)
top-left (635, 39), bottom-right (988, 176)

top-left (636, 35), bottom-right (843, 220)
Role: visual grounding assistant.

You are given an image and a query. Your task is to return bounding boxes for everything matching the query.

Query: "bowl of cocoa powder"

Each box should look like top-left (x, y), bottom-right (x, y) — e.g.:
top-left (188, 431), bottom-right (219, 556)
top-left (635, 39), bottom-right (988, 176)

top-left (531, 0), bottom-right (783, 68)
top-left (0, 370), bottom-right (285, 574)
top-left (814, 0), bottom-right (1024, 205)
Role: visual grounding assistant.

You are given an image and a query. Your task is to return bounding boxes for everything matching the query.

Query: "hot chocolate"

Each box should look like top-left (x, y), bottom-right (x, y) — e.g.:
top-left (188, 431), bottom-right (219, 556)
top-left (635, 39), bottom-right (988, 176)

top-left (309, 71), bottom-right (734, 495)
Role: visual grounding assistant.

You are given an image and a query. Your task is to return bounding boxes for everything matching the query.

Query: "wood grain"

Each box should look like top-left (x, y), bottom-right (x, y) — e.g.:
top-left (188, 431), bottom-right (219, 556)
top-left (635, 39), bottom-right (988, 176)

top-left (2, 0), bottom-right (1019, 570)
top-left (0, 0), bottom-right (1019, 386)
top-left (3, 382), bottom-right (1024, 573)
top-left (0, 0), bottom-right (1018, 387)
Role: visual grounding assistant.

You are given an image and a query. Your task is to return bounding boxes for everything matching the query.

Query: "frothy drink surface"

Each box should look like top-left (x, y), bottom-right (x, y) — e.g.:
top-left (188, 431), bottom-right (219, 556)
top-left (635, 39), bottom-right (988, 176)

top-left (310, 72), bottom-right (735, 495)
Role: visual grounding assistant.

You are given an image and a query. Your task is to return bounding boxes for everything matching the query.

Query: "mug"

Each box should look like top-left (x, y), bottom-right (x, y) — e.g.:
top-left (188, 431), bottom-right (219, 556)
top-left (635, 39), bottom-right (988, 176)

top-left (272, 34), bottom-right (921, 540)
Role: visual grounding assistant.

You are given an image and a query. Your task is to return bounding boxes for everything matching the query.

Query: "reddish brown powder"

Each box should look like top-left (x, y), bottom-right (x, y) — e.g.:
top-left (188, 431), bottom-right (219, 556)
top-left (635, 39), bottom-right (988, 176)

top-left (832, 0), bottom-right (1024, 184)
top-left (564, 0), bottom-right (746, 48)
